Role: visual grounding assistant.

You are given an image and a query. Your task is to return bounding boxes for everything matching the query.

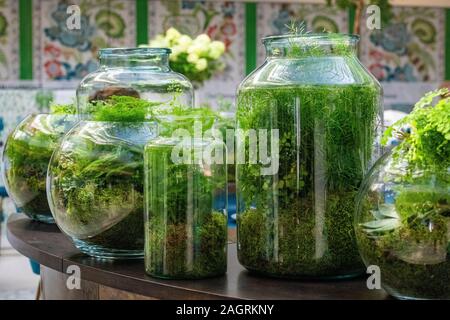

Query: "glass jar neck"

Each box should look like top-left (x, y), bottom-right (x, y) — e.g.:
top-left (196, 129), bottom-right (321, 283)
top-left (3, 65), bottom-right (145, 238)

top-left (99, 48), bottom-right (171, 70)
top-left (263, 34), bottom-right (359, 59)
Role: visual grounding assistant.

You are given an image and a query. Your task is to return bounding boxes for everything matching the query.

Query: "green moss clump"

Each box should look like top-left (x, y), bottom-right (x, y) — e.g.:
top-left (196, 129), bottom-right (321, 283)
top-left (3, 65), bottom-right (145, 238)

top-left (3, 107), bottom-right (76, 223)
top-left (236, 84), bottom-right (380, 278)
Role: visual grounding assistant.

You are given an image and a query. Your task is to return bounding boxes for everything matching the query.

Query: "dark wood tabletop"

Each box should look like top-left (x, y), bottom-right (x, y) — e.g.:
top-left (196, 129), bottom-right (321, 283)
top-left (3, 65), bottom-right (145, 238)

top-left (7, 213), bottom-right (389, 300)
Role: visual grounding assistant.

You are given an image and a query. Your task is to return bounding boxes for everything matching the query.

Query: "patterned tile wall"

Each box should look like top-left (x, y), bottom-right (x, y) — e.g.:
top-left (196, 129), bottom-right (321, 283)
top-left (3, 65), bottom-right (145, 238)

top-left (0, 0), bottom-right (19, 83)
top-left (148, 0), bottom-right (245, 107)
top-left (33, 0), bottom-right (136, 87)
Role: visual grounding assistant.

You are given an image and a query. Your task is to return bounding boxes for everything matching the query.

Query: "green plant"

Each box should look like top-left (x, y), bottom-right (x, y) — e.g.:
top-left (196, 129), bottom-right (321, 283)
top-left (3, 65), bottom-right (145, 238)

top-left (356, 89), bottom-right (450, 299)
top-left (3, 105), bottom-right (76, 223)
top-left (236, 83), bottom-right (380, 278)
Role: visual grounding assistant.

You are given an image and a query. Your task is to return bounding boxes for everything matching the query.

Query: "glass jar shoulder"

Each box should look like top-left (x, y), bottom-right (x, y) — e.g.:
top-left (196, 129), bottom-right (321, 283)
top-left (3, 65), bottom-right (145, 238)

top-left (239, 56), bottom-right (381, 90)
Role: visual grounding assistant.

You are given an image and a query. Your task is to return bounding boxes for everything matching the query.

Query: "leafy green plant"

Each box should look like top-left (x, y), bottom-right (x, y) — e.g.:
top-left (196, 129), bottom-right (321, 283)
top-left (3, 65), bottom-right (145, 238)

top-left (236, 82), bottom-right (380, 278)
top-left (356, 89), bottom-right (450, 299)
top-left (3, 105), bottom-right (76, 223)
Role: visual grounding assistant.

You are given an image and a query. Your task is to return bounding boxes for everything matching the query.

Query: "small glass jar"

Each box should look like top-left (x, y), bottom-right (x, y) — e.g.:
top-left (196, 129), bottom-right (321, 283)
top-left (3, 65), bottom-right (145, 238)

top-left (236, 34), bottom-right (382, 278)
top-left (47, 121), bottom-right (157, 259)
top-left (356, 152), bottom-right (450, 299)
top-left (2, 114), bottom-right (76, 223)
top-left (76, 47), bottom-right (194, 117)
top-left (144, 116), bottom-right (227, 279)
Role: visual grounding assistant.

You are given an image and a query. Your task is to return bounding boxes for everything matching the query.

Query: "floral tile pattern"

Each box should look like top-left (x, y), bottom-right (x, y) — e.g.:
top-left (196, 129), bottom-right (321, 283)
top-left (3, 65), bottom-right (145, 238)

top-left (256, 2), bottom-right (348, 64)
top-left (149, 0), bottom-right (245, 106)
top-left (360, 6), bottom-right (445, 82)
top-left (33, 0), bottom-right (136, 86)
top-left (0, 0), bottom-right (19, 82)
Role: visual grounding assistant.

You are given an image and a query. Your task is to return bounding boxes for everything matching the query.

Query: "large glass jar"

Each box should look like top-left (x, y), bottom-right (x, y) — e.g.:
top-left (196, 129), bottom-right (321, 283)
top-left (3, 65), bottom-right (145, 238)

top-left (47, 48), bottom-right (193, 259)
top-left (356, 152), bottom-right (450, 299)
top-left (76, 47), bottom-right (194, 117)
top-left (2, 114), bottom-right (76, 223)
top-left (236, 34), bottom-right (382, 278)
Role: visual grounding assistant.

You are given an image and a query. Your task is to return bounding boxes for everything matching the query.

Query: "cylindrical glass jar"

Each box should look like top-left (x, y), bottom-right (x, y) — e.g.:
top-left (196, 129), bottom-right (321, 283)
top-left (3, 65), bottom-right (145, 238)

top-left (2, 114), bottom-right (76, 223)
top-left (235, 34), bottom-right (382, 278)
top-left (356, 153), bottom-right (450, 299)
top-left (76, 48), bottom-right (194, 118)
top-left (144, 115), bottom-right (228, 279)
top-left (48, 120), bottom-right (157, 259)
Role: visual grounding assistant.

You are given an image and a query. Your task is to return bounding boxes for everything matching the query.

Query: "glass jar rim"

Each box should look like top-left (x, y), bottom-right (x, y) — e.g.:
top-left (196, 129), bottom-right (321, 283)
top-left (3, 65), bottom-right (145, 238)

top-left (98, 47), bottom-right (171, 58)
top-left (262, 33), bottom-right (360, 44)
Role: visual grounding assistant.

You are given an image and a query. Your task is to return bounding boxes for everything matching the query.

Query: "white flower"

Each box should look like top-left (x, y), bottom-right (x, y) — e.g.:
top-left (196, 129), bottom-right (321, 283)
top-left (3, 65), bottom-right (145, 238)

top-left (194, 34), bottom-right (211, 46)
top-left (170, 45), bottom-right (184, 61)
top-left (208, 41), bottom-right (225, 59)
top-left (195, 58), bottom-right (208, 71)
top-left (149, 35), bottom-right (169, 48)
top-left (187, 43), bottom-right (207, 56)
top-left (177, 35), bottom-right (192, 50)
top-left (166, 27), bottom-right (181, 42)
top-left (187, 53), bottom-right (199, 63)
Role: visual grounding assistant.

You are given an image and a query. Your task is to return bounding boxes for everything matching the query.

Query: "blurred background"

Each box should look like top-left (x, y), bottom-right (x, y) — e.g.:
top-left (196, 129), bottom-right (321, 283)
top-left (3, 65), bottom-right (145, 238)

top-left (0, 0), bottom-right (449, 299)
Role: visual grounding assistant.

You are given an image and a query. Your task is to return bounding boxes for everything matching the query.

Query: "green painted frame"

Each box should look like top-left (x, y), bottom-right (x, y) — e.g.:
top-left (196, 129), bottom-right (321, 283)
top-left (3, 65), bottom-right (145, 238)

top-left (136, 0), bottom-right (148, 46)
top-left (245, 2), bottom-right (257, 75)
top-left (19, 0), bottom-right (33, 80)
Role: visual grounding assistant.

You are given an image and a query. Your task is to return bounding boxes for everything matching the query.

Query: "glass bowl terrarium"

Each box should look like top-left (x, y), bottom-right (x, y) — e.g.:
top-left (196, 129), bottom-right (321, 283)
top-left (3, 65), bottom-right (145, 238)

top-left (356, 89), bottom-right (450, 299)
top-left (2, 106), bottom-right (76, 223)
top-left (47, 47), bottom-right (194, 259)
top-left (144, 110), bottom-right (228, 279)
top-left (236, 33), bottom-right (382, 279)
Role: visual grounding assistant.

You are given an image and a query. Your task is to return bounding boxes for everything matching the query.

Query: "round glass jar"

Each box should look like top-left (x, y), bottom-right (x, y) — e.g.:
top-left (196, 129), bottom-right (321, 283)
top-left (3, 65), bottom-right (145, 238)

top-left (144, 135), bottom-right (228, 279)
top-left (235, 34), bottom-right (382, 278)
top-left (76, 47), bottom-right (194, 118)
top-left (356, 152), bottom-right (450, 299)
top-left (2, 114), bottom-right (76, 223)
top-left (47, 120), bottom-right (157, 259)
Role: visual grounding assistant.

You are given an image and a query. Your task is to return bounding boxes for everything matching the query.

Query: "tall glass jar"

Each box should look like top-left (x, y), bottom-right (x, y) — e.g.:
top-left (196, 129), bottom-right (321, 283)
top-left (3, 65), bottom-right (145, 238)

top-left (2, 114), bottom-right (76, 223)
top-left (236, 34), bottom-right (382, 278)
top-left (47, 48), bottom-right (193, 259)
top-left (77, 48), bottom-right (194, 117)
top-left (144, 114), bottom-right (228, 279)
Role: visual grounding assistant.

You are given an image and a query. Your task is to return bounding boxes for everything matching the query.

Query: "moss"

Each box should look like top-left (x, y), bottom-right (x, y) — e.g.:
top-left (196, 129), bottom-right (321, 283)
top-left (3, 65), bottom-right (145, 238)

top-left (236, 84), bottom-right (380, 278)
top-left (3, 110), bottom-right (76, 222)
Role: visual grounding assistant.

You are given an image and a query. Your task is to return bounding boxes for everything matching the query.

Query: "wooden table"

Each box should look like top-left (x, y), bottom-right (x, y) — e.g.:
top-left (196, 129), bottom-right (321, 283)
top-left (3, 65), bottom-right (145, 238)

top-left (7, 213), bottom-right (389, 300)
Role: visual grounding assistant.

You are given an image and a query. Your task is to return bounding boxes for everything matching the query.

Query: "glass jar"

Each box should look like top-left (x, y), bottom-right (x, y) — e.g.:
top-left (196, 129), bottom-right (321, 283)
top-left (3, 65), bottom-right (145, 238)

top-left (235, 34), bottom-right (382, 278)
top-left (356, 153), bottom-right (450, 299)
top-left (48, 121), bottom-right (157, 259)
top-left (2, 114), bottom-right (76, 223)
top-left (144, 115), bottom-right (228, 279)
top-left (76, 47), bottom-right (194, 117)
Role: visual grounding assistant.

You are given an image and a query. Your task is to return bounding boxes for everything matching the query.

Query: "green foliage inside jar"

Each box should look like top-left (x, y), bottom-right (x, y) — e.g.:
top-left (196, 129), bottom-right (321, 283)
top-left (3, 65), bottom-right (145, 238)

top-left (145, 143), bottom-right (227, 279)
top-left (356, 89), bottom-right (450, 299)
top-left (3, 104), bottom-right (76, 223)
top-left (236, 84), bottom-right (380, 278)
top-left (144, 110), bottom-right (227, 279)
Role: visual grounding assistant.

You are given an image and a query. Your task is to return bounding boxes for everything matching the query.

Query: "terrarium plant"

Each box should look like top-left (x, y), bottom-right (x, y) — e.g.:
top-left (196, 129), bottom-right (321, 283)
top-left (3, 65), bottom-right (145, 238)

top-left (47, 96), bottom-right (161, 258)
top-left (236, 32), bottom-right (382, 278)
top-left (144, 108), bottom-right (228, 279)
top-left (2, 104), bottom-right (76, 223)
top-left (356, 88), bottom-right (450, 299)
